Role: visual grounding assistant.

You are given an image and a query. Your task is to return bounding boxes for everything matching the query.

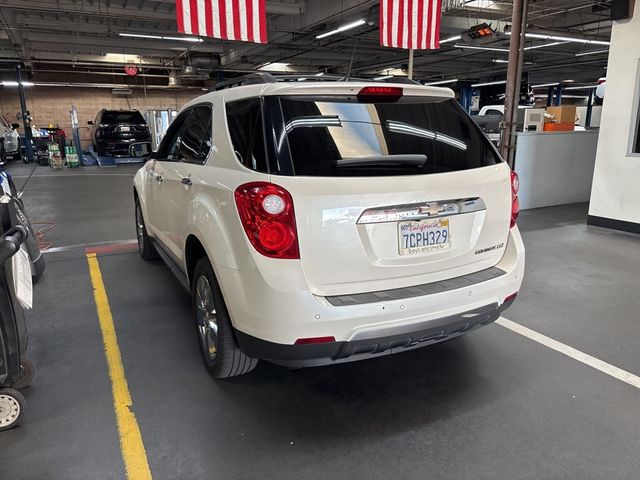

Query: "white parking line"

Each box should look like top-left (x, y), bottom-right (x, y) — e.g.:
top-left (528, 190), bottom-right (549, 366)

top-left (497, 317), bottom-right (640, 390)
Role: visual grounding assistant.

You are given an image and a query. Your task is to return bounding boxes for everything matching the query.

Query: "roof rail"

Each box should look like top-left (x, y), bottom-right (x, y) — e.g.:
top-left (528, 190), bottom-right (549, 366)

top-left (214, 72), bottom-right (277, 91)
top-left (213, 72), bottom-right (423, 91)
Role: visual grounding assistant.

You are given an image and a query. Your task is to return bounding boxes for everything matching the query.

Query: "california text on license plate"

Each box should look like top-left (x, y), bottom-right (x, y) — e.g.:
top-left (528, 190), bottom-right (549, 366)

top-left (398, 218), bottom-right (450, 255)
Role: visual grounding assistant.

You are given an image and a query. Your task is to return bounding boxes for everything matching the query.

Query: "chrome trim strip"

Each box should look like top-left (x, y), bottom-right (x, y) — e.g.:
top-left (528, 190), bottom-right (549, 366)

top-left (356, 197), bottom-right (486, 224)
top-left (325, 266), bottom-right (506, 307)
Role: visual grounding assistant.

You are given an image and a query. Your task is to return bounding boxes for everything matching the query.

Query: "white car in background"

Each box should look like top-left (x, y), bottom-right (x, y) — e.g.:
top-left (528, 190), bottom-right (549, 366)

top-left (0, 114), bottom-right (21, 162)
top-left (133, 76), bottom-right (525, 378)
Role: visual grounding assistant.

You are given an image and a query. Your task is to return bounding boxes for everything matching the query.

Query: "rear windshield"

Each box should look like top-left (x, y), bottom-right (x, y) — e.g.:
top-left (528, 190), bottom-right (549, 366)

top-left (225, 96), bottom-right (500, 177)
top-left (102, 111), bottom-right (145, 124)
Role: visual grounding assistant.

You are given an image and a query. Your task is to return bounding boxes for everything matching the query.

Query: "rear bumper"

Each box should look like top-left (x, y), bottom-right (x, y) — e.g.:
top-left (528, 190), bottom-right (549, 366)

top-left (236, 300), bottom-right (514, 367)
top-left (217, 226), bottom-right (525, 358)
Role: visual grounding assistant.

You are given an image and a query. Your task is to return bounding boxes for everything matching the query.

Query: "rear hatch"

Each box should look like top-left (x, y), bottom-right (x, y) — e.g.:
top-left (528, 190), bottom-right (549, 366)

top-left (100, 110), bottom-right (149, 137)
top-left (229, 85), bottom-right (512, 296)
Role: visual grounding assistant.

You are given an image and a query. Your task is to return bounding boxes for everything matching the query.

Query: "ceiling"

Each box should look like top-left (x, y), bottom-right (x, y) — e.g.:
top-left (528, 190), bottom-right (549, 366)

top-left (0, 0), bottom-right (613, 90)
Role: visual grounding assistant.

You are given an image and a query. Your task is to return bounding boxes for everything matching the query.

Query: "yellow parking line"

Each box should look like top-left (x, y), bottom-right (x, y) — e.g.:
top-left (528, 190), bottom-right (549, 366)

top-left (87, 253), bottom-right (153, 480)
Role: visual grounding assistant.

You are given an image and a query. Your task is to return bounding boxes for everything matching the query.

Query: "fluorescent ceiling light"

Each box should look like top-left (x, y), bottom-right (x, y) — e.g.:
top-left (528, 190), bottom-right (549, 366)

top-left (533, 94), bottom-right (589, 99)
top-left (563, 84), bottom-right (597, 91)
top-left (454, 44), bottom-right (509, 52)
top-left (1, 81), bottom-right (31, 87)
top-left (524, 41), bottom-right (567, 51)
top-left (374, 75), bottom-right (393, 80)
top-left (258, 62), bottom-right (291, 71)
top-left (423, 79), bottom-right (459, 86)
top-left (507, 31), bottom-right (610, 46)
top-left (440, 35), bottom-right (462, 44)
top-left (316, 18), bottom-right (366, 39)
top-left (314, 72), bottom-right (325, 76)
top-left (531, 82), bottom-right (560, 88)
top-left (163, 36), bottom-right (201, 42)
top-left (119, 32), bottom-right (201, 42)
top-left (575, 49), bottom-right (609, 57)
top-left (120, 33), bottom-right (162, 40)
top-left (471, 80), bottom-right (507, 87)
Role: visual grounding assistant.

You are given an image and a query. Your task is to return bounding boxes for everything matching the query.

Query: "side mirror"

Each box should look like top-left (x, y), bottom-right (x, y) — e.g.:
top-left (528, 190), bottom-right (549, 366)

top-left (87, 121), bottom-right (94, 126)
top-left (11, 123), bottom-right (19, 130)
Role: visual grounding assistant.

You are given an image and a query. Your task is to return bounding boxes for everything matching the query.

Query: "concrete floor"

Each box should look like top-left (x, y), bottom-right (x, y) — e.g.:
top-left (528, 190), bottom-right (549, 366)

top-left (1, 162), bottom-right (639, 479)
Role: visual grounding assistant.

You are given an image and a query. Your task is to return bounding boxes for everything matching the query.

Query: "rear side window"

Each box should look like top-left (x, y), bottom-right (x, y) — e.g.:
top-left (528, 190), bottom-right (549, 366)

top-left (102, 111), bottom-right (145, 124)
top-left (180, 105), bottom-right (212, 165)
top-left (157, 110), bottom-right (191, 160)
top-left (225, 98), bottom-right (268, 173)
top-left (278, 97), bottom-right (500, 177)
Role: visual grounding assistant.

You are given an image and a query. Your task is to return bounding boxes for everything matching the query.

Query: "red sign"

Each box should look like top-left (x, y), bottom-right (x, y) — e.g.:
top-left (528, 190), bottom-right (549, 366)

top-left (124, 65), bottom-right (138, 76)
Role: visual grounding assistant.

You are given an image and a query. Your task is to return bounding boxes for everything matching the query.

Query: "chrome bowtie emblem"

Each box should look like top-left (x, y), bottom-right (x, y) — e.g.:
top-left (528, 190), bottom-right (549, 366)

top-left (418, 203), bottom-right (441, 216)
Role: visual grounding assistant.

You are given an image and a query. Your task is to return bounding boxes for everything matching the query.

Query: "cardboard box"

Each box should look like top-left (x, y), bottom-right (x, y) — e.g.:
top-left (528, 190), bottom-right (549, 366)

top-left (545, 106), bottom-right (577, 124)
top-left (543, 122), bottom-right (575, 132)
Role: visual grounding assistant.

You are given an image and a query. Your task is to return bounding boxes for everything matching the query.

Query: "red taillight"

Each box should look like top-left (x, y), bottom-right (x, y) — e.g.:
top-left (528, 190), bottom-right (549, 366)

top-left (510, 171), bottom-right (520, 228)
top-left (235, 182), bottom-right (299, 259)
top-left (357, 86), bottom-right (403, 103)
top-left (294, 336), bottom-right (336, 345)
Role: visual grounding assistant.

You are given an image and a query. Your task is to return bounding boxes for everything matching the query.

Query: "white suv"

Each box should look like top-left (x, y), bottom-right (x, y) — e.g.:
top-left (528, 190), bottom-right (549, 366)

top-left (133, 75), bottom-right (525, 378)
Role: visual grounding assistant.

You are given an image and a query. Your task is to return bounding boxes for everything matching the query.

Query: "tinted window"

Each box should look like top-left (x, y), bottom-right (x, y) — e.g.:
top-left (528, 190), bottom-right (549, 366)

top-left (180, 105), bottom-right (212, 164)
top-left (225, 98), bottom-right (267, 173)
top-left (158, 110), bottom-right (191, 160)
top-left (278, 97), bottom-right (500, 177)
top-left (485, 109), bottom-right (503, 116)
top-left (102, 111), bottom-right (145, 124)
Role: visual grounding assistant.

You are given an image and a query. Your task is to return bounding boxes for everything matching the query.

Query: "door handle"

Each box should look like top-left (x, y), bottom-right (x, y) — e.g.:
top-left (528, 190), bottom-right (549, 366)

top-left (155, 174), bottom-right (163, 182)
top-left (181, 177), bottom-right (192, 186)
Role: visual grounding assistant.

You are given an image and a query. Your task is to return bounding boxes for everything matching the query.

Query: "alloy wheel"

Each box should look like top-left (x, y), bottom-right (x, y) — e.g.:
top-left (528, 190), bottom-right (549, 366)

top-left (195, 275), bottom-right (218, 361)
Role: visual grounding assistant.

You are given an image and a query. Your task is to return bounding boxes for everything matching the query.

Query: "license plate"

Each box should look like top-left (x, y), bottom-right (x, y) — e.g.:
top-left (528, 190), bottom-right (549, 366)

top-left (398, 218), bottom-right (450, 255)
top-left (119, 126), bottom-right (130, 132)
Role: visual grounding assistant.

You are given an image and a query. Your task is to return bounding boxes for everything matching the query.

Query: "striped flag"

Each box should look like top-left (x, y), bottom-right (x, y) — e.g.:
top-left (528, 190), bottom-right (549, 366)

top-left (380, 0), bottom-right (443, 50)
top-left (176, 0), bottom-right (268, 44)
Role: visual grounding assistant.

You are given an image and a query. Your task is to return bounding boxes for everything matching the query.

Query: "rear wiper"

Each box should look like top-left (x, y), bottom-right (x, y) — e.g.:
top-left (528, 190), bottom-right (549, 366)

top-left (335, 154), bottom-right (427, 167)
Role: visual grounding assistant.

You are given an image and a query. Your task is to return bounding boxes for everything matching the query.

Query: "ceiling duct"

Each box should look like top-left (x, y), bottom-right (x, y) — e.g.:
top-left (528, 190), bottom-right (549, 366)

top-left (179, 54), bottom-right (220, 79)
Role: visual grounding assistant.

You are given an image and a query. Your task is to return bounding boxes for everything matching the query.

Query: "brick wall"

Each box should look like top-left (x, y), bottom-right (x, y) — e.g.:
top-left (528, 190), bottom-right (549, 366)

top-left (0, 87), bottom-right (199, 147)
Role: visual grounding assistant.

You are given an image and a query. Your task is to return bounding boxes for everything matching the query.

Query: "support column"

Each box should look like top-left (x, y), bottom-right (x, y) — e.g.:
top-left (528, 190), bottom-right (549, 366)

top-left (499, 0), bottom-right (529, 166)
top-left (546, 86), bottom-right (554, 107)
top-left (460, 82), bottom-right (473, 114)
top-left (555, 84), bottom-right (563, 106)
top-left (585, 88), bottom-right (594, 129)
top-left (16, 65), bottom-right (34, 163)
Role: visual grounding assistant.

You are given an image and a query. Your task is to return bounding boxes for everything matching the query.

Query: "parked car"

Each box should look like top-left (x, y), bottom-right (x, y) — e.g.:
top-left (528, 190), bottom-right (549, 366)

top-left (133, 76), bottom-right (525, 378)
top-left (0, 114), bottom-right (21, 163)
top-left (89, 109), bottom-right (151, 157)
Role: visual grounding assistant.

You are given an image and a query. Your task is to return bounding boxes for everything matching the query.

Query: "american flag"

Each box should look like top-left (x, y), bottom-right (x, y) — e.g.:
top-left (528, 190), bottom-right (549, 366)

top-left (176, 0), bottom-right (267, 44)
top-left (380, 0), bottom-right (443, 50)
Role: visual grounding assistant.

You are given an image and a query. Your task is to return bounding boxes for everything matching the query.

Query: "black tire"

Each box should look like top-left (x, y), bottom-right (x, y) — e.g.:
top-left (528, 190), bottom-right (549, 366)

top-left (96, 144), bottom-right (106, 157)
top-left (135, 198), bottom-right (159, 260)
top-left (13, 359), bottom-right (35, 390)
top-left (0, 141), bottom-right (6, 165)
top-left (13, 149), bottom-right (22, 161)
top-left (0, 388), bottom-right (25, 431)
top-left (192, 257), bottom-right (258, 378)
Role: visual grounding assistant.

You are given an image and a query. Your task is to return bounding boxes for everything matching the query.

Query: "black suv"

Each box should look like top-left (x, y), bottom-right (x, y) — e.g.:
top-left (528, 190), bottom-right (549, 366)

top-left (89, 109), bottom-right (151, 157)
